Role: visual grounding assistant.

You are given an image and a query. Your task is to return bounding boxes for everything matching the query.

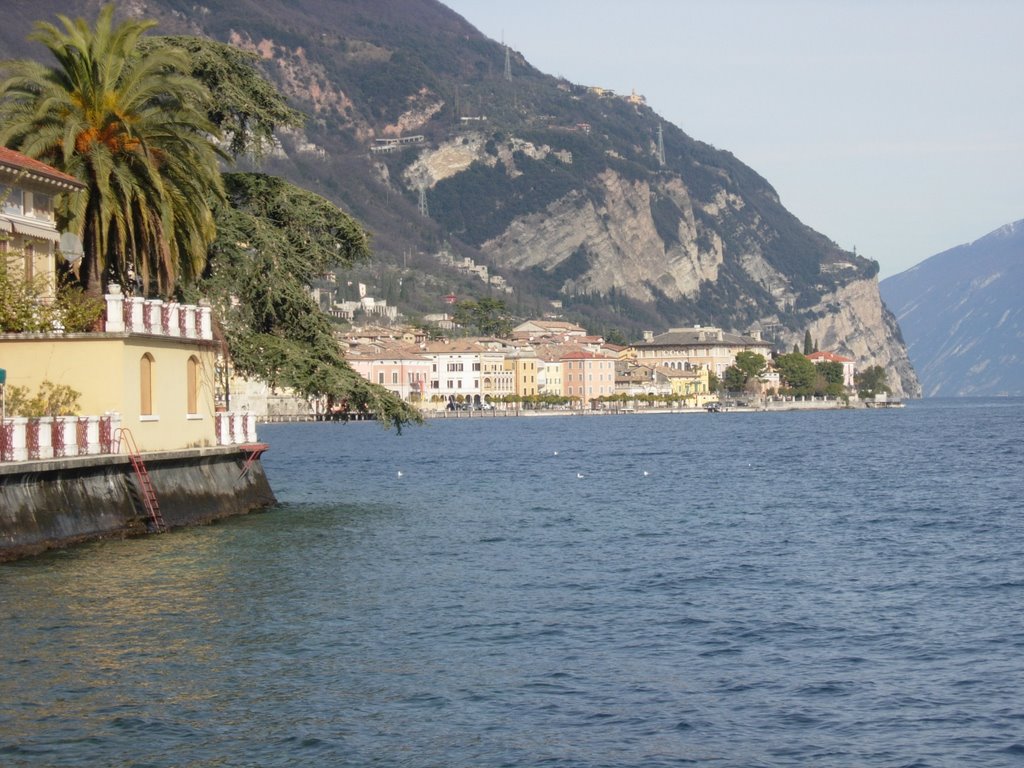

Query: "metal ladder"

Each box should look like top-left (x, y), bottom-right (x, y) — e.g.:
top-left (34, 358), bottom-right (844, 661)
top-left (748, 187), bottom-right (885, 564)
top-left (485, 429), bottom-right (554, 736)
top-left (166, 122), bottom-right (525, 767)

top-left (114, 428), bottom-right (167, 532)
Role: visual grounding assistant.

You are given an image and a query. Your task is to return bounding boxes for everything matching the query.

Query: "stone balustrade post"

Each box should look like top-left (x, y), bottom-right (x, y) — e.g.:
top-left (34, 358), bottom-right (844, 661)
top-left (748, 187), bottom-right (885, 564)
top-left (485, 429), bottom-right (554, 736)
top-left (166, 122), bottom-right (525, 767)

top-left (84, 416), bottom-right (100, 455)
top-left (145, 300), bottom-right (163, 334)
top-left (34, 417), bottom-right (54, 460)
top-left (7, 418), bottom-right (28, 462)
top-left (104, 285), bottom-right (125, 333)
top-left (167, 302), bottom-right (181, 338)
top-left (216, 412), bottom-right (230, 445)
top-left (59, 416), bottom-right (79, 457)
top-left (199, 302), bottom-right (213, 340)
top-left (128, 297), bottom-right (145, 333)
top-left (184, 306), bottom-right (198, 339)
top-left (245, 413), bottom-right (257, 443)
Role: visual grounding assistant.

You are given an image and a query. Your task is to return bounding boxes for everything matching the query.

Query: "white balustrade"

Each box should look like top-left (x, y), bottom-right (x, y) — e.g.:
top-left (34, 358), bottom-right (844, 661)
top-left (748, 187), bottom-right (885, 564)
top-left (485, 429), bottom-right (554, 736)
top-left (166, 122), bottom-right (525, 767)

top-left (103, 294), bottom-right (213, 340)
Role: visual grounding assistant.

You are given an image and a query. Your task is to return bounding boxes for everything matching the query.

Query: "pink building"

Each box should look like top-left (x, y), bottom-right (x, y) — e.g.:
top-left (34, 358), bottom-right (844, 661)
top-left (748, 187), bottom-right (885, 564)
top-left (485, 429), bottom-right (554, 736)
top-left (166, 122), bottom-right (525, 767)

top-left (347, 346), bottom-right (432, 402)
top-left (560, 351), bottom-right (616, 402)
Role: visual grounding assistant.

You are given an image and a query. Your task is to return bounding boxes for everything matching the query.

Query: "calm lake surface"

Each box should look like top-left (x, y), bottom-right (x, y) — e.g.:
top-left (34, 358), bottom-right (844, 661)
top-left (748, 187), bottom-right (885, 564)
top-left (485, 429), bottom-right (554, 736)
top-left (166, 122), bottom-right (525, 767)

top-left (2, 400), bottom-right (1024, 767)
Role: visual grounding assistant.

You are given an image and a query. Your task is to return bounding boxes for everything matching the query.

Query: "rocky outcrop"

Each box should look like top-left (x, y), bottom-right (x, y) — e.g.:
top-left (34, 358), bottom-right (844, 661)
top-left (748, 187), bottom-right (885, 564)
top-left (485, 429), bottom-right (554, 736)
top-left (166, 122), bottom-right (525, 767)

top-left (798, 278), bottom-right (921, 398)
top-left (382, 88), bottom-right (444, 137)
top-left (230, 32), bottom-right (353, 119)
top-left (483, 170), bottom-right (723, 302)
top-left (404, 132), bottom-right (489, 186)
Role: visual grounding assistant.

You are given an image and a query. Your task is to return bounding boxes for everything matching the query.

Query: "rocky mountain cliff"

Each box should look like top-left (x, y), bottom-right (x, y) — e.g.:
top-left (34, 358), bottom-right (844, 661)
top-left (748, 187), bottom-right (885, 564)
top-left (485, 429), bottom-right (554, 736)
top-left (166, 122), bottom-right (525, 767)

top-left (0, 0), bottom-right (920, 396)
top-left (880, 220), bottom-right (1024, 397)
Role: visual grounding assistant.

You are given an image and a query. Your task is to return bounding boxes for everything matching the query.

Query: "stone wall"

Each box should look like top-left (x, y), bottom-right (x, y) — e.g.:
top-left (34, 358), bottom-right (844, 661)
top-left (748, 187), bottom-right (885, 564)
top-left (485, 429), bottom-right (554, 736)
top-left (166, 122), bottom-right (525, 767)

top-left (0, 446), bottom-right (277, 561)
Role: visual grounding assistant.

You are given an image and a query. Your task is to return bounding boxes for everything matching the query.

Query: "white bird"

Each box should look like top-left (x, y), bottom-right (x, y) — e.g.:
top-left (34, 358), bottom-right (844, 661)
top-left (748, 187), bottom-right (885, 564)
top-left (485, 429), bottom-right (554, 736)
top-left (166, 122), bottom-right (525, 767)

top-left (396, 471), bottom-right (404, 478)
top-left (577, 472), bottom-right (585, 479)
top-left (553, 450), bottom-right (559, 456)
top-left (643, 470), bottom-right (650, 477)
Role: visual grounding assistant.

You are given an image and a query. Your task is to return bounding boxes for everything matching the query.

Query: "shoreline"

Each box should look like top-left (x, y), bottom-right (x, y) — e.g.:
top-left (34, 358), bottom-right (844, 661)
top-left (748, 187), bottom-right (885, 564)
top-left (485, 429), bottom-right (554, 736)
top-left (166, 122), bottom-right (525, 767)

top-left (0, 446), bottom-right (276, 562)
top-left (417, 398), bottom-right (866, 419)
top-left (256, 397), bottom-right (876, 424)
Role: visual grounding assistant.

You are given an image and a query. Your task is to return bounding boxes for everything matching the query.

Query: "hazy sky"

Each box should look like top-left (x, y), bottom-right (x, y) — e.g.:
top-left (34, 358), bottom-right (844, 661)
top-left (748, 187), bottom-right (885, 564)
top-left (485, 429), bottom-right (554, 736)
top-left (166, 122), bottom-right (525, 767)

top-left (441, 0), bottom-right (1023, 278)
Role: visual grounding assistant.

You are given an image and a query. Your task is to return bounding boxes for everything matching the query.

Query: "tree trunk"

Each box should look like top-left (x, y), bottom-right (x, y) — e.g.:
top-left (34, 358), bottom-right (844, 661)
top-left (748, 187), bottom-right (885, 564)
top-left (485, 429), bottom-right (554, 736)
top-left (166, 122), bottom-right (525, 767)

top-left (82, 254), bottom-right (103, 302)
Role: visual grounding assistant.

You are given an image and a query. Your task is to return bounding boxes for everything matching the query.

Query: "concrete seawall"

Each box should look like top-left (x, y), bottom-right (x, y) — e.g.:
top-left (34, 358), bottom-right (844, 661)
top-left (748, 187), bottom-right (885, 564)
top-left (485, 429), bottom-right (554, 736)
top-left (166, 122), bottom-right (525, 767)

top-left (0, 447), bottom-right (277, 562)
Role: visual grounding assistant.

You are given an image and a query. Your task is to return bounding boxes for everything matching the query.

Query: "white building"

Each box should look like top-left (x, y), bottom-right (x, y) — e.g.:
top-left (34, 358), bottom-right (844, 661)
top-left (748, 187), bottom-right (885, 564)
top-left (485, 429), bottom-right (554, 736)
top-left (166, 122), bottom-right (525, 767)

top-left (423, 340), bottom-right (486, 406)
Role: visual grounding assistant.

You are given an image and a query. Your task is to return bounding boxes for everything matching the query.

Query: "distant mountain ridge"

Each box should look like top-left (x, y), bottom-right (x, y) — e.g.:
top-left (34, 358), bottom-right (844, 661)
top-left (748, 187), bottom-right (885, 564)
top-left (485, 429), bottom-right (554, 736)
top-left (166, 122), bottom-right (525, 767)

top-left (880, 220), bottom-right (1024, 396)
top-left (0, 0), bottom-right (920, 396)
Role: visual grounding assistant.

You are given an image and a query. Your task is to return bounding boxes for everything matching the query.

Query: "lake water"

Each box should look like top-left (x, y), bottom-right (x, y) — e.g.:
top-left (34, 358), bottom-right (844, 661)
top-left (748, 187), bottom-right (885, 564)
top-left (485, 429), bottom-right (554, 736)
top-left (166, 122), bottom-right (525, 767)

top-left (2, 400), bottom-right (1024, 767)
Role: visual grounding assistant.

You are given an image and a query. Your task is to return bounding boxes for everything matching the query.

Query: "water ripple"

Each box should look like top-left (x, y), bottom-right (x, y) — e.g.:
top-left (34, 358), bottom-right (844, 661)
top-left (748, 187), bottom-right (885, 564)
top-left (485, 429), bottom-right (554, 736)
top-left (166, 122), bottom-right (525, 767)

top-left (2, 400), bottom-right (1024, 766)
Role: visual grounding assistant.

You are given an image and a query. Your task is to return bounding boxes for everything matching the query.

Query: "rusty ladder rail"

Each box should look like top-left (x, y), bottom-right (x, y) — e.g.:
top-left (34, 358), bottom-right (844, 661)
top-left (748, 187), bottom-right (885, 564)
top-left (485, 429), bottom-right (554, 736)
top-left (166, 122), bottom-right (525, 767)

top-left (114, 428), bottom-right (167, 532)
top-left (238, 442), bottom-right (269, 480)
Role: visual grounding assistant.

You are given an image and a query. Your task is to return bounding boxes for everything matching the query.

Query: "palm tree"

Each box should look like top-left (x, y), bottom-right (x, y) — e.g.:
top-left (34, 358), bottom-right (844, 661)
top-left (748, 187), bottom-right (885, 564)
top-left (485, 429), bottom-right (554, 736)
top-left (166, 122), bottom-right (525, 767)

top-left (0, 5), bottom-right (225, 298)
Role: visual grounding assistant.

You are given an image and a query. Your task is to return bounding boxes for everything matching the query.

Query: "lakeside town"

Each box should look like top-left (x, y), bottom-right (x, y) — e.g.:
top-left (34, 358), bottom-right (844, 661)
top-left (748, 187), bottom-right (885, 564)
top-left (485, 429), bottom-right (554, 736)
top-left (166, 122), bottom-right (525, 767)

top-left (240, 315), bottom-right (895, 420)
top-left (0, 2), bottom-right (893, 547)
top-left (0, 4), bottom-right (898, 473)
top-left (1, 141), bottom-right (890, 472)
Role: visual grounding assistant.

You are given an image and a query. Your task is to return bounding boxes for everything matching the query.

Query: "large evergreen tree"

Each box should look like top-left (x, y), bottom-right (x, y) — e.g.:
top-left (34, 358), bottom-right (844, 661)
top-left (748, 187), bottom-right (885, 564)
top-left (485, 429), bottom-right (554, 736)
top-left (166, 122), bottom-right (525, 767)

top-left (141, 35), bottom-right (305, 161)
top-left (195, 172), bottom-right (420, 430)
top-left (775, 351), bottom-right (817, 395)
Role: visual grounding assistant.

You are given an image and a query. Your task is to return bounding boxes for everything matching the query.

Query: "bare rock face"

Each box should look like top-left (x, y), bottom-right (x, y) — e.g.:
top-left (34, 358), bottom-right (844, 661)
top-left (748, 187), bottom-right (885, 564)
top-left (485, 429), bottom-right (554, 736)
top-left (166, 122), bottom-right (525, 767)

top-left (799, 278), bottom-right (921, 398)
top-left (404, 132), bottom-right (489, 187)
top-left (483, 170), bottom-right (723, 302)
top-left (481, 166), bottom-right (918, 397)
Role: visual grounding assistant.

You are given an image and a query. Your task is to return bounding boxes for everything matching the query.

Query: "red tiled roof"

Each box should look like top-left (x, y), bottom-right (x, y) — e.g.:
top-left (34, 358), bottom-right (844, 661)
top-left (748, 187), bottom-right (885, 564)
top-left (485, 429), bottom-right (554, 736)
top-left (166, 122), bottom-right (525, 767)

top-left (806, 351), bottom-right (854, 363)
top-left (0, 146), bottom-right (85, 189)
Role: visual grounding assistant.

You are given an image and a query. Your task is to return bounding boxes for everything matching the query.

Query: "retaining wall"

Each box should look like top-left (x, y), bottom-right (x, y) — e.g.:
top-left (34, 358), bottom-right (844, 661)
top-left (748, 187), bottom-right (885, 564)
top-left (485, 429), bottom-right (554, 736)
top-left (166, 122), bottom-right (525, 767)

top-left (0, 446), bottom-right (277, 561)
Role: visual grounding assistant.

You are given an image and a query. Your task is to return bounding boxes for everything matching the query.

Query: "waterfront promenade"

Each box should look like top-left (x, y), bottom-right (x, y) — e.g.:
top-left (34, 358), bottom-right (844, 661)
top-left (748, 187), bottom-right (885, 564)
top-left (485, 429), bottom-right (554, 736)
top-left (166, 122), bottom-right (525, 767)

top-left (256, 395), bottom-right (860, 423)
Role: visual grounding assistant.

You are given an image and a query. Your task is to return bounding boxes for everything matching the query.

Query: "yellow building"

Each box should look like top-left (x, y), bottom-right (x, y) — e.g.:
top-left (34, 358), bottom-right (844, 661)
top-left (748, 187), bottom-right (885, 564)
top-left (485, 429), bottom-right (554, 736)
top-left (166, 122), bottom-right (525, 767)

top-left (505, 355), bottom-right (540, 398)
top-left (2, 290), bottom-right (221, 451)
top-left (666, 366), bottom-right (714, 406)
top-left (2, 148), bottom-right (251, 455)
top-left (1, 146), bottom-right (86, 299)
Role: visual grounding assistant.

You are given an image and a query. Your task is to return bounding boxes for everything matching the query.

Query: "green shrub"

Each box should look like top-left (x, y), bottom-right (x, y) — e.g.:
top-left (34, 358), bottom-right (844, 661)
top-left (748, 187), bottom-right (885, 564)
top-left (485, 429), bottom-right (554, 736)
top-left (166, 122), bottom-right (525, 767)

top-left (4, 381), bottom-right (81, 417)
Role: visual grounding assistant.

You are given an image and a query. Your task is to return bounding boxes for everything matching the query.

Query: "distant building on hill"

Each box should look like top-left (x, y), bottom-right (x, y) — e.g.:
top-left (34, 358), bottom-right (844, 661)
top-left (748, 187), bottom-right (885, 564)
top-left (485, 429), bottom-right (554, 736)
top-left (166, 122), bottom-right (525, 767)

top-left (632, 326), bottom-right (772, 378)
top-left (511, 319), bottom-right (588, 342)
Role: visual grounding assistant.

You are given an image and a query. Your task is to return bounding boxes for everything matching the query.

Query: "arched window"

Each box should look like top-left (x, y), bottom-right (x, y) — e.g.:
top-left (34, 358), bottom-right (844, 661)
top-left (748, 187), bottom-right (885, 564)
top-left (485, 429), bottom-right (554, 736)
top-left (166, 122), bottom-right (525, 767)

top-left (140, 353), bottom-right (155, 416)
top-left (187, 356), bottom-right (200, 415)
